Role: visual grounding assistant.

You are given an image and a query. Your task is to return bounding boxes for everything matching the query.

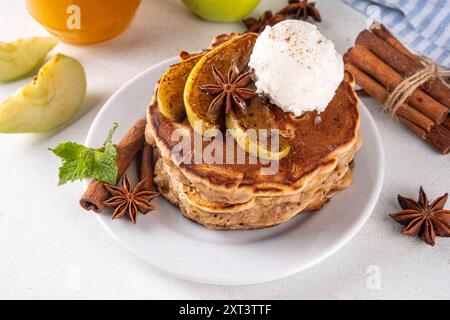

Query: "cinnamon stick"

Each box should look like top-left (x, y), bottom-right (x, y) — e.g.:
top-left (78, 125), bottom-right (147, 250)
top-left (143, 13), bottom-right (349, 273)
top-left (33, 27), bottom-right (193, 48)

top-left (345, 63), bottom-right (434, 131)
top-left (80, 119), bottom-right (147, 213)
top-left (140, 143), bottom-right (154, 191)
top-left (356, 29), bottom-right (450, 109)
top-left (398, 117), bottom-right (427, 139)
top-left (370, 24), bottom-right (420, 64)
top-left (427, 125), bottom-right (450, 155)
top-left (444, 118), bottom-right (450, 131)
top-left (344, 44), bottom-right (448, 124)
top-left (349, 61), bottom-right (450, 153)
top-left (399, 117), bottom-right (450, 154)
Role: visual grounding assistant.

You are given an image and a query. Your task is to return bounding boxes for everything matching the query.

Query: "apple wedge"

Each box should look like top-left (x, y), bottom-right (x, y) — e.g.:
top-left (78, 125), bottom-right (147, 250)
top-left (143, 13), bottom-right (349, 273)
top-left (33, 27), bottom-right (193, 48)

top-left (157, 54), bottom-right (204, 122)
top-left (0, 54), bottom-right (86, 133)
top-left (0, 37), bottom-right (58, 83)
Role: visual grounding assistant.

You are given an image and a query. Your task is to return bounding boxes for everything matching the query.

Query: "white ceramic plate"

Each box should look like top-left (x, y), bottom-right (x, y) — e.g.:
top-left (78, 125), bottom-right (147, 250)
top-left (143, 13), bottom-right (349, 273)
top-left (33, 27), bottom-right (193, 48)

top-left (84, 57), bottom-right (385, 285)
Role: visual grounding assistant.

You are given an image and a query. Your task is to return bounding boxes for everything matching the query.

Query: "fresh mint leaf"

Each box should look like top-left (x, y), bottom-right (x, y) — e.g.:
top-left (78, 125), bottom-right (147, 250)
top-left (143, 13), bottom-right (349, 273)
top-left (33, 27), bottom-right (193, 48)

top-left (91, 148), bottom-right (118, 185)
top-left (50, 142), bottom-right (92, 185)
top-left (50, 123), bottom-right (119, 186)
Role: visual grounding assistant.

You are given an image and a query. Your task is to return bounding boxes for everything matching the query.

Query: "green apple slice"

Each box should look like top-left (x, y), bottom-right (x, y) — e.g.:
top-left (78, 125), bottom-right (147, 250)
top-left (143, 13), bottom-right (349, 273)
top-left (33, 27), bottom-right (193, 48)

top-left (0, 37), bottom-right (58, 83)
top-left (0, 54), bottom-right (86, 133)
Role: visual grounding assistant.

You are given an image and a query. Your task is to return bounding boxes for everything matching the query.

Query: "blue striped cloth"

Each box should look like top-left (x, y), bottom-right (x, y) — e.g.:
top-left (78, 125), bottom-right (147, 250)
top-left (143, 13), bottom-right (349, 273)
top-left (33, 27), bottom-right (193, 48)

top-left (342, 0), bottom-right (450, 68)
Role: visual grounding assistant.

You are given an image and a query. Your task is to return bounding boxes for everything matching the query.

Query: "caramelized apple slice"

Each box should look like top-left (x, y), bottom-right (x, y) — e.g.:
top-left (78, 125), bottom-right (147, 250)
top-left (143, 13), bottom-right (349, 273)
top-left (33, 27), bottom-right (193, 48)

top-left (157, 54), bottom-right (204, 122)
top-left (0, 54), bottom-right (86, 133)
top-left (184, 33), bottom-right (257, 136)
top-left (225, 99), bottom-right (291, 161)
top-left (0, 37), bottom-right (58, 82)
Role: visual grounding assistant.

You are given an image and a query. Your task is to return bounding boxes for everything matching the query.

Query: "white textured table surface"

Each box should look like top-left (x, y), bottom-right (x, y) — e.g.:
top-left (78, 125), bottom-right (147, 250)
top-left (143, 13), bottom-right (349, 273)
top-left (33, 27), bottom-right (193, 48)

top-left (1, 0), bottom-right (449, 300)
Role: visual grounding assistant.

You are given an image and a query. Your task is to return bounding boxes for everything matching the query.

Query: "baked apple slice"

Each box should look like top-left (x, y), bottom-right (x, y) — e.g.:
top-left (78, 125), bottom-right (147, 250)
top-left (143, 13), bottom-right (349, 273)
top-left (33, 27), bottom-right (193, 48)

top-left (0, 54), bottom-right (86, 133)
top-left (0, 37), bottom-right (58, 82)
top-left (157, 54), bottom-right (204, 122)
top-left (184, 33), bottom-right (257, 136)
top-left (226, 99), bottom-right (291, 160)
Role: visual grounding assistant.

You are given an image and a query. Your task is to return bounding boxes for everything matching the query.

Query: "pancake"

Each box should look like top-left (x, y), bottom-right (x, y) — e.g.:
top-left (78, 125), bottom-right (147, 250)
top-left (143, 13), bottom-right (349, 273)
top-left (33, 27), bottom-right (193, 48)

top-left (154, 153), bottom-right (357, 230)
top-left (146, 34), bottom-right (361, 230)
top-left (148, 71), bottom-right (359, 201)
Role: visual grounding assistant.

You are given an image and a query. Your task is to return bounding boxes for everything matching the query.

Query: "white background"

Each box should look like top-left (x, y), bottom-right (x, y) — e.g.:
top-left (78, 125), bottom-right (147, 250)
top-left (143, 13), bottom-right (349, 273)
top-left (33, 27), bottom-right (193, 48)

top-left (0, 0), bottom-right (449, 299)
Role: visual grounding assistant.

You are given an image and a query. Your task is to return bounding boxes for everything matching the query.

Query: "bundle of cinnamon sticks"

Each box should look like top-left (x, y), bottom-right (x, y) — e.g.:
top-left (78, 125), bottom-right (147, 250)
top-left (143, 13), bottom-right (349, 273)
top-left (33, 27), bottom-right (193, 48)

top-left (344, 24), bottom-right (450, 154)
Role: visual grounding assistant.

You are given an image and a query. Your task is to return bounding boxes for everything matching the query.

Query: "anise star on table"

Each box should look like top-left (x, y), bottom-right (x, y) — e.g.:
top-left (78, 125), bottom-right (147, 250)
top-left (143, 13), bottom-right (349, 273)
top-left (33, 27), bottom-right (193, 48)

top-left (104, 174), bottom-right (159, 224)
top-left (278, 0), bottom-right (322, 22)
top-left (198, 62), bottom-right (257, 122)
top-left (242, 10), bottom-right (287, 33)
top-left (390, 187), bottom-right (450, 246)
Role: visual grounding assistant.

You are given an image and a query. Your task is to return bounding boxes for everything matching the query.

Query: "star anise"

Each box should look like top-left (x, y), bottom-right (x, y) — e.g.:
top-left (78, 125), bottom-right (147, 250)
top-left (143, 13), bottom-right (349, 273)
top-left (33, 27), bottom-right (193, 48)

top-left (104, 174), bottom-right (159, 224)
top-left (242, 10), bottom-right (287, 33)
top-left (198, 62), bottom-right (257, 122)
top-left (390, 187), bottom-right (450, 246)
top-left (279, 0), bottom-right (322, 22)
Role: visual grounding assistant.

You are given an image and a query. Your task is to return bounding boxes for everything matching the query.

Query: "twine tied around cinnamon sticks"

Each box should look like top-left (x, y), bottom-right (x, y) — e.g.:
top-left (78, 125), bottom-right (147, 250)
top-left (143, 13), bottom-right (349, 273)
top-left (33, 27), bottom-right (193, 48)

top-left (384, 56), bottom-right (450, 116)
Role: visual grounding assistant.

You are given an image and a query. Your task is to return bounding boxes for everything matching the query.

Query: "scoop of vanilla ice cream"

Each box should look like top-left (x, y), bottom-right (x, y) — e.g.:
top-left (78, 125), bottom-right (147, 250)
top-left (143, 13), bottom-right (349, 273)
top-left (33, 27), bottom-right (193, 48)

top-left (248, 20), bottom-right (344, 116)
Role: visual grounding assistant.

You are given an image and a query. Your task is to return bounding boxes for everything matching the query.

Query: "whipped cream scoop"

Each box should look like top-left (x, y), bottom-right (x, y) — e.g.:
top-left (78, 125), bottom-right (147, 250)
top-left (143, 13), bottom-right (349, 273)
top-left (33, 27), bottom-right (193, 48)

top-left (248, 20), bottom-right (344, 117)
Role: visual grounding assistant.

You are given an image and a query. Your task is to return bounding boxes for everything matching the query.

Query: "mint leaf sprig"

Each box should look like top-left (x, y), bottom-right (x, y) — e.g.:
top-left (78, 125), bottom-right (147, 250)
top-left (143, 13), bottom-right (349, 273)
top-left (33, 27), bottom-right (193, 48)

top-left (50, 123), bottom-right (119, 186)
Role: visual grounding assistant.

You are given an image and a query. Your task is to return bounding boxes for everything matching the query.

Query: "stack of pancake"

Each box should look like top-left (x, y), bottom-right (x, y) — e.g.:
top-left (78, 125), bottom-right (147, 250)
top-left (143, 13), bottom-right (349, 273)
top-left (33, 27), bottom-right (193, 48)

top-left (146, 34), bottom-right (362, 230)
